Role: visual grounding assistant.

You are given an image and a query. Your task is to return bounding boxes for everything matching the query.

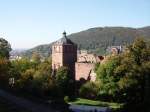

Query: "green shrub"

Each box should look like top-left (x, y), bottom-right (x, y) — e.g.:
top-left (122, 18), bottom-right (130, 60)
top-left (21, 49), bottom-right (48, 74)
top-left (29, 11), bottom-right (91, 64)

top-left (79, 81), bottom-right (99, 99)
top-left (64, 96), bottom-right (70, 103)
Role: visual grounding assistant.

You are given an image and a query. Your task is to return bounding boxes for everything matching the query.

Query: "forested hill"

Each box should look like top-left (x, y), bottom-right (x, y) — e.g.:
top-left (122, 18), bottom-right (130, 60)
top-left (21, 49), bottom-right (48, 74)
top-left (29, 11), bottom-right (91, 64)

top-left (21, 26), bottom-right (150, 58)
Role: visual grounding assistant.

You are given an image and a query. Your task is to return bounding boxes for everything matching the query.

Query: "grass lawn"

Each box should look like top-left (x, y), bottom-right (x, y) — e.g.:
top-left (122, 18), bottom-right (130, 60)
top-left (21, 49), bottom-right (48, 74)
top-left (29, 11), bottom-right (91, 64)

top-left (69, 98), bottom-right (124, 110)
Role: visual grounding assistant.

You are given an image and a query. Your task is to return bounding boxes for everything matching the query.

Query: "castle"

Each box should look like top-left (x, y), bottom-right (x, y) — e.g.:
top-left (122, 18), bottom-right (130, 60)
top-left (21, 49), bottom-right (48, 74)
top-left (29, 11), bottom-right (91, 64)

top-left (52, 32), bottom-right (103, 81)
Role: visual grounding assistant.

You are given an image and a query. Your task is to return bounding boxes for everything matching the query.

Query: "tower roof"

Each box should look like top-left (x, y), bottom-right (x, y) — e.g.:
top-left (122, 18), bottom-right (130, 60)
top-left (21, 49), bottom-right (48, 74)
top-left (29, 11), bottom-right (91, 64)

top-left (57, 31), bottom-right (74, 45)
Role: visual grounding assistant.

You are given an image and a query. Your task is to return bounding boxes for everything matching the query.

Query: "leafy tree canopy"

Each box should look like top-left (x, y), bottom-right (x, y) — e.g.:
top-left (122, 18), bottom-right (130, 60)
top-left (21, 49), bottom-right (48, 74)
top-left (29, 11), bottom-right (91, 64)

top-left (0, 38), bottom-right (11, 58)
top-left (96, 38), bottom-right (150, 104)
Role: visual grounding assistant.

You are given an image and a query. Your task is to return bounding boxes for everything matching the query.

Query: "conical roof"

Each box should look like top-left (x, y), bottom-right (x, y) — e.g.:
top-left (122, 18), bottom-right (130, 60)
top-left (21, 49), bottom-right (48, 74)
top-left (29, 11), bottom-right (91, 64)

top-left (57, 31), bottom-right (74, 44)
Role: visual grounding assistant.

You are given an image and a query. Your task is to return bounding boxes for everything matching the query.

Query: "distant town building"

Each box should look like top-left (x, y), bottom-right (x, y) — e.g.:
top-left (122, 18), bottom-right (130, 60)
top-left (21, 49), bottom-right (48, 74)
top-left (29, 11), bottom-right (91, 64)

top-left (107, 45), bottom-right (123, 55)
top-left (9, 55), bottom-right (22, 61)
top-left (77, 50), bottom-right (88, 54)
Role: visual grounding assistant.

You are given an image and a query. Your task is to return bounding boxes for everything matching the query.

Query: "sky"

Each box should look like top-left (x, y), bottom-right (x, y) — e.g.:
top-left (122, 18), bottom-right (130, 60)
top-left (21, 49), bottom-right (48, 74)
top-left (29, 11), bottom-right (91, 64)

top-left (0, 0), bottom-right (150, 49)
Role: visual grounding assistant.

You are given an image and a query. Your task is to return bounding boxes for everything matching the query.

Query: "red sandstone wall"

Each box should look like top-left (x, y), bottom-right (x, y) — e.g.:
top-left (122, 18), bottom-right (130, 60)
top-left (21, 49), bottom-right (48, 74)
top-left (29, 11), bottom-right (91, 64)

top-left (52, 45), bottom-right (63, 70)
top-left (75, 63), bottom-right (95, 80)
top-left (52, 44), bottom-right (77, 80)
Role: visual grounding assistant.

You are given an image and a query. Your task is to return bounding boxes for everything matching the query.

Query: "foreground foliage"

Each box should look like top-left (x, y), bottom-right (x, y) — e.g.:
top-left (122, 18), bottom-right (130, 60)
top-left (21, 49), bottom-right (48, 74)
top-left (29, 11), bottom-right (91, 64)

top-left (0, 38), bottom-right (11, 59)
top-left (79, 38), bottom-right (150, 112)
top-left (0, 42), bottom-right (72, 100)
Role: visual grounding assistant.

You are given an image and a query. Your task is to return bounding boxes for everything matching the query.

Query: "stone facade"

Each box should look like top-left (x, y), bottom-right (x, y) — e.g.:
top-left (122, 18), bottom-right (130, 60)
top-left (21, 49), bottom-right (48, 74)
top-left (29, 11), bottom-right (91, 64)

top-left (77, 53), bottom-right (103, 63)
top-left (75, 62), bottom-right (96, 81)
top-left (75, 50), bottom-right (104, 81)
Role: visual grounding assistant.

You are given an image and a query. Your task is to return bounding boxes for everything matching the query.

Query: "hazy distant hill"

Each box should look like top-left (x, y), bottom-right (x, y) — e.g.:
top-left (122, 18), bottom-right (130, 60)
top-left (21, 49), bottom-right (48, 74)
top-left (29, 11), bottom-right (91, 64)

top-left (10, 49), bottom-right (27, 56)
top-left (21, 26), bottom-right (150, 58)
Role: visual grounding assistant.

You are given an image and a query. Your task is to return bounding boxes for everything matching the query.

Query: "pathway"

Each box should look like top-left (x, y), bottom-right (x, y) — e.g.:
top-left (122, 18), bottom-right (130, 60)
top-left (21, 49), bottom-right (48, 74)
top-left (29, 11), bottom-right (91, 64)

top-left (0, 89), bottom-right (59, 112)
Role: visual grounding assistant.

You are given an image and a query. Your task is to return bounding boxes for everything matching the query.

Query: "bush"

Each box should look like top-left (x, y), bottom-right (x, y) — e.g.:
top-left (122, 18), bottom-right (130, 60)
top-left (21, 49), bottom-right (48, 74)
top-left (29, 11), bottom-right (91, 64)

top-left (64, 96), bottom-right (70, 103)
top-left (79, 81), bottom-right (99, 99)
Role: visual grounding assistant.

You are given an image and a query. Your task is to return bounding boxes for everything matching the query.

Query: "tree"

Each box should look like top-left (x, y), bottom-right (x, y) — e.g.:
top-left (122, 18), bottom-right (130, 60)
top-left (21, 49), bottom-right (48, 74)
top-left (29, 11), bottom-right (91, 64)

top-left (33, 73), bottom-right (60, 98)
top-left (0, 38), bottom-right (11, 58)
top-left (16, 68), bottom-right (34, 90)
top-left (96, 38), bottom-right (150, 105)
top-left (0, 38), bottom-right (11, 86)
top-left (13, 57), bottom-right (60, 98)
top-left (11, 58), bottom-right (37, 75)
top-left (96, 56), bottom-right (120, 101)
top-left (0, 58), bottom-right (10, 86)
top-left (128, 38), bottom-right (148, 65)
top-left (118, 38), bottom-right (150, 103)
top-left (79, 81), bottom-right (99, 99)
top-left (37, 59), bottom-right (52, 74)
top-left (31, 52), bottom-right (41, 63)
top-left (55, 66), bottom-right (73, 96)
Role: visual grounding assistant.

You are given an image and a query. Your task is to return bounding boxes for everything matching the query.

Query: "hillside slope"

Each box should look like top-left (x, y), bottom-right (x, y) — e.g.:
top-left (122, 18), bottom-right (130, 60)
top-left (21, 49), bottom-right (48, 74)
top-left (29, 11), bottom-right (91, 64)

top-left (22, 26), bottom-right (150, 58)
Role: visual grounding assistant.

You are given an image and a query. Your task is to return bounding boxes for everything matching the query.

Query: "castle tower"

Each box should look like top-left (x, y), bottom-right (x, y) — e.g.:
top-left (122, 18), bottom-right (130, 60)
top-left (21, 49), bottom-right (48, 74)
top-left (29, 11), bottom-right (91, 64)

top-left (52, 31), bottom-right (77, 79)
